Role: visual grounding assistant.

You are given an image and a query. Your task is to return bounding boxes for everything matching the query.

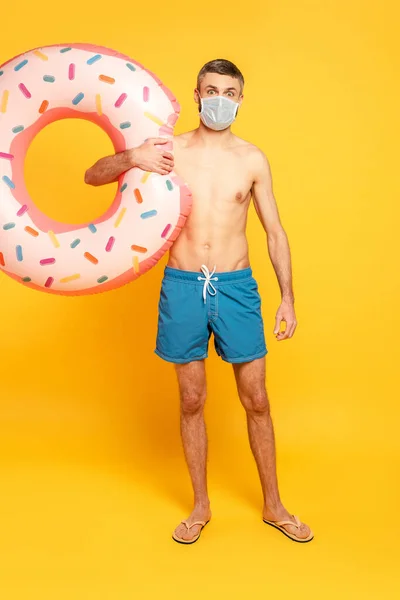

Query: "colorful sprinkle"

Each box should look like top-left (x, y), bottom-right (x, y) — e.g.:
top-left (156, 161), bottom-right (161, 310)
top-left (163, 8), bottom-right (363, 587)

top-left (144, 112), bottom-right (164, 126)
top-left (22, 277), bottom-right (31, 283)
top-left (68, 63), bottom-right (75, 80)
top-left (25, 226), bottom-right (39, 237)
top-left (2, 175), bottom-right (15, 189)
top-left (1, 90), bottom-right (9, 113)
top-left (45, 277), bottom-right (54, 288)
top-left (0, 252), bottom-right (5, 266)
top-left (43, 75), bottom-right (55, 83)
top-left (19, 83), bottom-right (32, 99)
top-left (0, 71), bottom-right (3, 77)
top-left (88, 224), bottom-right (97, 233)
top-left (87, 54), bottom-right (102, 65)
top-left (48, 230), bottom-right (60, 248)
top-left (97, 276), bottom-right (108, 284)
top-left (141, 172), bottom-right (150, 184)
top-left (133, 256), bottom-right (139, 273)
top-left (72, 92), bottom-right (84, 105)
top-left (60, 47), bottom-right (72, 53)
top-left (134, 188), bottom-right (143, 203)
top-left (120, 121), bottom-right (131, 129)
top-left (17, 205), bottom-right (28, 216)
top-left (70, 239), bottom-right (81, 248)
top-left (16, 245), bottom-right (23, 261)
top-left (161, 223), bottom-right (172, 238)
top-left (3, 223), bottom-right (15, 230)
top-left (168, 112), bottom-right (179, 126)
top-left (95, 93), bottom-right (102, 116)
top-left (14, 59), bottom-right (28, 71)
top-left (114, 207), bottom-right (127, 228)
top-left (105, 236), bottom-right (115, 252)
top-left (166, 180), bottom-right (173, 191)
top-left (143, 86), bottom-right (150, 102)
top-left (141, 210), bottom-right (158, 219)
top-left (120, 183), bottom-right (127, 192)
top-left (12, 125), bottom-right (24, 134)
top-left (39, 100), bottom-right (49, 114)
top-left (159, 124), bottom-right (174, 136)
top-left (126, 63), bottom-right (136, 71)
top-left (115, 93), bottom-right (127, 108)
top-left (131, 245), bottom-right (147, 253)
top-left (99, 74), bottom-right (115, 84)
top-left (60, 273), bottom-right (80, 283)
top-left (84, 252), bottom-right (99, 265)
top-left (34, 50), bottom-right (48, 61)
top-left (40, 258), bottom-right (55, 265)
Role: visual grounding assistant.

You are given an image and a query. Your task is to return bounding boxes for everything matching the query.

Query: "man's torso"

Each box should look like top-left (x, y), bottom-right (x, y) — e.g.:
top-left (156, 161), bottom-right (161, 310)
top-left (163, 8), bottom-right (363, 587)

top-left (168, 131), bottom-right (261, 272)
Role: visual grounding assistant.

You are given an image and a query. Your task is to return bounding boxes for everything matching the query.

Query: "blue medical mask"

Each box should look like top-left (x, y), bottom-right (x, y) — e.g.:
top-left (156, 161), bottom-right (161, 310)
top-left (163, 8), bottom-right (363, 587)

top-left (199, 95), bottom-right (240, 131)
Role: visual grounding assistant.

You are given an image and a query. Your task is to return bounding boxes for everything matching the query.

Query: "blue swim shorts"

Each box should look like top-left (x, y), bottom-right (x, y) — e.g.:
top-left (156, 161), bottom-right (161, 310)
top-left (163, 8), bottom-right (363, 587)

top-left (155, 265), bottom-right (268, 364)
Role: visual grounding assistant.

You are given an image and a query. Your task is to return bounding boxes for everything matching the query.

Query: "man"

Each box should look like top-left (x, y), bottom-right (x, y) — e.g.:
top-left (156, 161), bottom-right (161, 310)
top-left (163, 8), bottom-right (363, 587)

top-left (85, 59), bottom-right (314, 544)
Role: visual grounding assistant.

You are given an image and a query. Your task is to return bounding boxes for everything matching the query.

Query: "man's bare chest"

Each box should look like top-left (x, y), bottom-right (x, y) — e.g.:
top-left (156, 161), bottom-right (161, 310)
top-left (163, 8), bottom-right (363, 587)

top-left (175, 155), bottom-right (253, 205)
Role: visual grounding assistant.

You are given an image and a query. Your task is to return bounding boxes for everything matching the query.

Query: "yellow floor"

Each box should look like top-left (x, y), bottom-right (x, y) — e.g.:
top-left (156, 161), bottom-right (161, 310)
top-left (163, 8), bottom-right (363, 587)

top-left (0, 422), bottom-right (398, 599)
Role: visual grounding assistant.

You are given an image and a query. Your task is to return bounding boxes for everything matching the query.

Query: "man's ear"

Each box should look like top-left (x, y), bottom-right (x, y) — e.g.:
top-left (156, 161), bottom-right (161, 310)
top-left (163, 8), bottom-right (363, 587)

top-left (194, 88), bottom-right (201, 104)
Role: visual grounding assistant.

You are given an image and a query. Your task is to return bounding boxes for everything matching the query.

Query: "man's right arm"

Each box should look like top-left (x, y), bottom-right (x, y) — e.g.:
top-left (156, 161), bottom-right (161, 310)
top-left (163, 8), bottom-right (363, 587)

top-left (84, 137), bottom-right (174, 186)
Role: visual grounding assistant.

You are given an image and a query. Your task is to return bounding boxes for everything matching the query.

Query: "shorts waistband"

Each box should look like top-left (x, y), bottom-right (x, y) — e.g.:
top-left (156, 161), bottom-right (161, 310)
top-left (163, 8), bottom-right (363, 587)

top-left (163, 265), bottom-right (253, 284)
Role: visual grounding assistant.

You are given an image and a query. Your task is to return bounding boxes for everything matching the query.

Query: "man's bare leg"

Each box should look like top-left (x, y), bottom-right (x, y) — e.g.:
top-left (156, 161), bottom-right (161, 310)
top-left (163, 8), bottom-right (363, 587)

top-left (233, 357), bottom-right (312, 539)
top-left (173, 360), bottom-right (212, 542)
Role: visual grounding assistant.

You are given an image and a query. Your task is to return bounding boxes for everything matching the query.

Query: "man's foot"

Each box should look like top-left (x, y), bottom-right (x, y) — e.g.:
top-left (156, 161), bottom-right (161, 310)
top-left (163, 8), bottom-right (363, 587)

top-left (263, 505), bottom-right (313, 542)
top-left (172, 505), bottom-right (212, 543)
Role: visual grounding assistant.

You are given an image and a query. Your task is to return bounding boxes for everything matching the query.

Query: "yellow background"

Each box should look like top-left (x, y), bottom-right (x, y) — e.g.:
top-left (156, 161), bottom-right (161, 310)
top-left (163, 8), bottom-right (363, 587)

top-left (1, 1), bottom-right (399, 598)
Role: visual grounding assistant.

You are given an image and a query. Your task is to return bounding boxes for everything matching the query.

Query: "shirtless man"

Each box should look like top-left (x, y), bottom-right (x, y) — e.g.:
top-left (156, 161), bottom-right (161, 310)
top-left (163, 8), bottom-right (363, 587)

top-left (85, 59), bottom-right (314, 544)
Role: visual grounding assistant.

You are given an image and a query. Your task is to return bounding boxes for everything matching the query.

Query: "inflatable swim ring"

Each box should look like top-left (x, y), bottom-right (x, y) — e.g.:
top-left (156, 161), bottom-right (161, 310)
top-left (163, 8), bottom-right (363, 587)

top-left (0, 43), bottom-right (192, 295)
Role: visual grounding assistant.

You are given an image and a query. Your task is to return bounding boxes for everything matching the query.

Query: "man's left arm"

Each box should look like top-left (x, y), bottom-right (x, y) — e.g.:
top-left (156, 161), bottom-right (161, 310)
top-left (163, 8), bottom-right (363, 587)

top-left (251, 149), bottom-right (297, 341)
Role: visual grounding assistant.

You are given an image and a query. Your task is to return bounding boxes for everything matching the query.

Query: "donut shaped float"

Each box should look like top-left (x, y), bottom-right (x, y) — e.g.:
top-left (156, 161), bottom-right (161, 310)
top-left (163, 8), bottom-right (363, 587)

top-left (0, 43), bottom-right (192, 295)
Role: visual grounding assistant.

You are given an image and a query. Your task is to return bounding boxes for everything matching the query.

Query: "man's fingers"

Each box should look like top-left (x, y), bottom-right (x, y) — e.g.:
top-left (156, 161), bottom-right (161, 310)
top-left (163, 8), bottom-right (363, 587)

top-left (149, 137), bottom-right (169, 145)
top-left (273, 317), bottom-right (281, 335)
top-left (155, 167), bottom-right (171, 175)
top-left (277, 321), bottom-right (295, 340)
top-left (161, 151), bottom-right (174, 160)
top-left (275, 317), bottom-right (288, 339)
top-left (162, 158), bottom-right (174, 167)
top-left (158, 160), bottom-right (173, 171)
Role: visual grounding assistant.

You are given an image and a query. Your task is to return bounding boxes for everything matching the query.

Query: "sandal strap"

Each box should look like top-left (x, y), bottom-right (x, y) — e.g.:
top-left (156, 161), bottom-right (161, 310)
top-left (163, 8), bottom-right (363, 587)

top-left (274, 515), bottom-right (301, 528)
top-left (181, 520), bottom-right (206, 530)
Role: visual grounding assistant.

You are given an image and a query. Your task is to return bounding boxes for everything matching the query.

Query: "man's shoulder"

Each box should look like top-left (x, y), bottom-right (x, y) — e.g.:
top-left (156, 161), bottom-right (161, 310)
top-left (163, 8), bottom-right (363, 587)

top-left (233, 136), bottom-right (268, 165)
top-left (230, 137), bottom-right (271, 184)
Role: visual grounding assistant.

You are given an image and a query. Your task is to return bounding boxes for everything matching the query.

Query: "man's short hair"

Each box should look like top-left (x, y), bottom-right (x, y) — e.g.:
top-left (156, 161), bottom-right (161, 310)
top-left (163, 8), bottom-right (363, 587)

top-left (197, 59), bottom-right (244, 92)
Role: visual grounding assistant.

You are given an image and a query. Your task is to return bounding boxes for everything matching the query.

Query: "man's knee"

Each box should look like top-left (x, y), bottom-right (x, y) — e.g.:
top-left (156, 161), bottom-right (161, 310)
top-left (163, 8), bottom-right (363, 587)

top-left (242, 390), bottom-right (270, 416)
top-left (180, 389), bottom-right (206, 415)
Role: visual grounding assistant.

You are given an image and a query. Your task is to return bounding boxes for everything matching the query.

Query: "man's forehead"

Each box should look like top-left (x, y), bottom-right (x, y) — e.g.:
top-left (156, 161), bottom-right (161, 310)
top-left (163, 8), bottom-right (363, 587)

top-left (199, 72), bottom-right (241, 91)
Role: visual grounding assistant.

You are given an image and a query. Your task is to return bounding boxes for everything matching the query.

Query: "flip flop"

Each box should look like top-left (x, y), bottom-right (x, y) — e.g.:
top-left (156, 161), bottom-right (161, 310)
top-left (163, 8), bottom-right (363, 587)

top-left (263, 514), bottom-right (314, 543)
top-left (172, 519), bottom-right (210, 545)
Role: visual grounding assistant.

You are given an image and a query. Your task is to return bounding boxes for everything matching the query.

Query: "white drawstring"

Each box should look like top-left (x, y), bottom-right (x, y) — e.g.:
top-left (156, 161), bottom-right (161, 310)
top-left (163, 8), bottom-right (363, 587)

top-left (198, 264), bottom-right (218, 303)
